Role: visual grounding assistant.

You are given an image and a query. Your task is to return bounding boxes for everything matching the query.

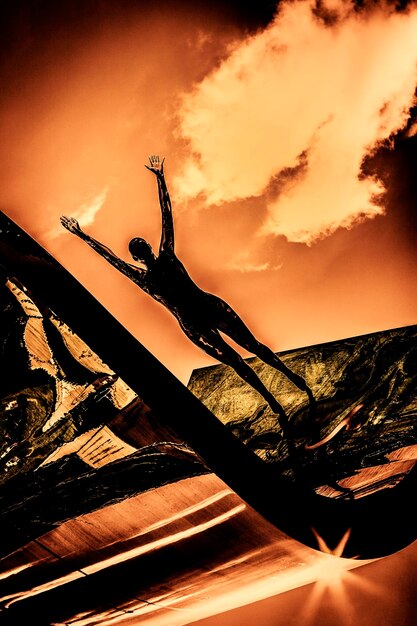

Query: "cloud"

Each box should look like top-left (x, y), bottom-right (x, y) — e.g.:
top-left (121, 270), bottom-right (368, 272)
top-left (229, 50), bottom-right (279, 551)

top-left (48, 187), bottom-right (108, 239)
top-left (73, 187), bottom-right (109, 227)
top-left (175, 0), bottom-right (417, 244)
top-left (226, 255), bottom-right (271, 272)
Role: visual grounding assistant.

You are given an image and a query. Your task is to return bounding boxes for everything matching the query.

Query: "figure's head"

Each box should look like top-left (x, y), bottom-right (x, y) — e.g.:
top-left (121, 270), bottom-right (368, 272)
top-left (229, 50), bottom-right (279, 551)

top-left (129, 238), bottom-right (154, 265)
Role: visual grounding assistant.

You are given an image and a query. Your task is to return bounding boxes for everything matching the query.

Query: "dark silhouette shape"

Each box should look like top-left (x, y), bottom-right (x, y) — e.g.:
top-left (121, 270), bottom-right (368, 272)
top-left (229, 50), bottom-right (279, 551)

top-left (61, 156), bottom-right (314, 432)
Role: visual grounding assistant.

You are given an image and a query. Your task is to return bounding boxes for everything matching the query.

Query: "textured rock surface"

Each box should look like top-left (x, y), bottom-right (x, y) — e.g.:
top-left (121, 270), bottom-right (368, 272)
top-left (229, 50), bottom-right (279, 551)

top-left (0, 274), bottom-right (208, 559)
top-left (0, 443), bottom-right (208, 558)
top-left (188, 326), bottom-right (417, 497)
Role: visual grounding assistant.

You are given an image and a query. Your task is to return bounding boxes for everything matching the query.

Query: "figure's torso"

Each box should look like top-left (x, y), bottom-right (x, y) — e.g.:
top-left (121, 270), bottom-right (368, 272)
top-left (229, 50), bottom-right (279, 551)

top-left (139, 251), bottom-right (208, 319)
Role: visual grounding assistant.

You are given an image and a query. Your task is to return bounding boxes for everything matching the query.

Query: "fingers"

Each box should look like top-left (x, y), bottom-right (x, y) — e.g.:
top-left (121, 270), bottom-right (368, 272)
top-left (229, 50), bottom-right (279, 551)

top-left (146, 154), bottom-right (165, 170)
top-left (60, 216), bottom-right (79, 232)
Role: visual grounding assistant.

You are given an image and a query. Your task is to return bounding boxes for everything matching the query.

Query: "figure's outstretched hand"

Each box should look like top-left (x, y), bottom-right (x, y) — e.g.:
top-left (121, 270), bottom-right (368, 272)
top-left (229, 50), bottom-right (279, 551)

top-left (145, 154), bottom-right (165, 176)
top-left (60, 216), bottom-right (83, 236)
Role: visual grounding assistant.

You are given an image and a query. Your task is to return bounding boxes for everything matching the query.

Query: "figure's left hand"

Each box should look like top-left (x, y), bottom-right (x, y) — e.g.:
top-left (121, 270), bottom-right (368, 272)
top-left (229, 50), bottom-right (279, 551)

top-left (60, 216), bottom-right (83, 235)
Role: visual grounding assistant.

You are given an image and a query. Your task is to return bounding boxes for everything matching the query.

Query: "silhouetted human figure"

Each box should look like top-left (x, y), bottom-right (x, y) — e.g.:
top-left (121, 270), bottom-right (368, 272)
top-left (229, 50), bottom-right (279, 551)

top-left (61, 156), bottom-right (315, 432)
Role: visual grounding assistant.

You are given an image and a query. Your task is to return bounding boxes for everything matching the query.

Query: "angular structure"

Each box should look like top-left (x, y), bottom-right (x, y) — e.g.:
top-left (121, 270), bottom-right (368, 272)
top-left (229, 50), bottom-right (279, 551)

top-left (189, 325), bottom-right (417, 499)
top-left (0, 211), bottom-right (416, 624)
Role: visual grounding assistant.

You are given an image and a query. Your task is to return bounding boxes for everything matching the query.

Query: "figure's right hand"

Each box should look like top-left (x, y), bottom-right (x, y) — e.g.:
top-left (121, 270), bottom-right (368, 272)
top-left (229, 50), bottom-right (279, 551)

top-left (145, 154), bottom-right (165, 176)
top-left (60, 216), bottom-right (82, 235)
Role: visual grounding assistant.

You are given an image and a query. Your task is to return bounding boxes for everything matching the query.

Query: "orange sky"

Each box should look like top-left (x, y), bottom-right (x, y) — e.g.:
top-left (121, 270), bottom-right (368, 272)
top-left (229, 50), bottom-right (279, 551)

top-left (1, 1), bottom-right (417, 385)
top-left (1, 0), bottom-right (417, 623)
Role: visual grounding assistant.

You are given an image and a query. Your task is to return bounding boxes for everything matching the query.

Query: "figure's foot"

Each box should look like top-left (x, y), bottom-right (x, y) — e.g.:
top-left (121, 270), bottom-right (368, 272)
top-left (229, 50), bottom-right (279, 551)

top-left (288, 373), bottom-right (316, 420)
top-left (268, 397), bottom-right (287, 421)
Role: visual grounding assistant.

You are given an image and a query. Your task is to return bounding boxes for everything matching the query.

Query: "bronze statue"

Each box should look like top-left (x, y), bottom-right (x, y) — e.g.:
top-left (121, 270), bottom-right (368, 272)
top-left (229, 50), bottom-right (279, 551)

top-left (61, 156), bottom-right (315, 431)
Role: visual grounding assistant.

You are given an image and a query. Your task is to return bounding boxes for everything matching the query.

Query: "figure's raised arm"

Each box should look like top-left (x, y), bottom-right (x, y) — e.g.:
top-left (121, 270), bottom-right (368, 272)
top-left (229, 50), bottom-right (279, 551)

top-left (60, 216), bottom-right (145, 283)
top-left (145, 155), bottom-right (174, 253)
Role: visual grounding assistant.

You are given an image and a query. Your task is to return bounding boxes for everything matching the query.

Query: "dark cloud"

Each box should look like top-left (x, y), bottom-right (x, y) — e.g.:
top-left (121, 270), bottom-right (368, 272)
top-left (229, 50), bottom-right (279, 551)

top-left (0, 0), bottom-right (277, 51)
top-left (362, 110), bottom-right (417, 252)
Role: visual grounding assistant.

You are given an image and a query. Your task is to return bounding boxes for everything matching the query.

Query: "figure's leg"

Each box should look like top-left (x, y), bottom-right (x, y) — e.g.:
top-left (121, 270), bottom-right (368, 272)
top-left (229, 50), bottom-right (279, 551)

top-left (180, 322), bottom-right (290, 434)
top-left (210, 295), bottom-right (315, 407)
